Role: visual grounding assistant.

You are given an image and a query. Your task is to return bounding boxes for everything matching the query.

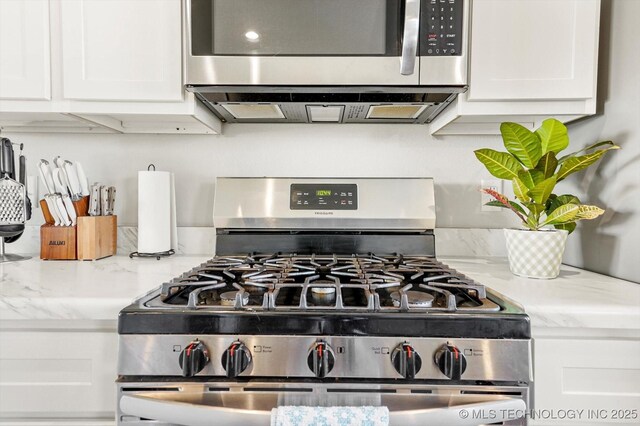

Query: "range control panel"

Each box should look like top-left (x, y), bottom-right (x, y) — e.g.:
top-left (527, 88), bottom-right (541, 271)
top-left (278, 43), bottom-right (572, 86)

top-left (420, 0), bottom-right (464, 56)
top-left (290, 184), bottom-right (358, 210)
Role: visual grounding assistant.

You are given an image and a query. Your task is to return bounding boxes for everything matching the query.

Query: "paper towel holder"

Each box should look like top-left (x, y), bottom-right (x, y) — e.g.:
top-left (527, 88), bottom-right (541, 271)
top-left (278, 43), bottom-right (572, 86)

top-left (129, 248), bottom-right (175, 260)
top-left (129, 163), bottom-right (176, 260)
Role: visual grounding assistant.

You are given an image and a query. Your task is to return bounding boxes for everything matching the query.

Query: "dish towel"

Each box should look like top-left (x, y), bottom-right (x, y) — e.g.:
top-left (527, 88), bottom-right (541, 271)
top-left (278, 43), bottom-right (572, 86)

top-left (270, 406), bottom-right (389, 426)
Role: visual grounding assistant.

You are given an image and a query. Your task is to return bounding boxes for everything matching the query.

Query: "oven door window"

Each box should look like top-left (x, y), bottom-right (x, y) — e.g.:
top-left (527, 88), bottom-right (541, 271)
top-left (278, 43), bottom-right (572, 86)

top-left (190, 0), bottom-right (402, 56)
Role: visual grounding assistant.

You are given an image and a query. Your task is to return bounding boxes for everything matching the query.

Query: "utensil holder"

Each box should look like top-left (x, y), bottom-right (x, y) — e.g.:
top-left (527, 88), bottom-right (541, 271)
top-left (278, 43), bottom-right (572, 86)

top-left (40, 215), bottom-right (117, 260)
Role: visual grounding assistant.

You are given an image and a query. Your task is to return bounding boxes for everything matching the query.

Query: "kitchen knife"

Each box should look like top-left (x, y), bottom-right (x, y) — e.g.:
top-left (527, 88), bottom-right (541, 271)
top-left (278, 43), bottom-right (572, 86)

top-left (62, 194), bottom-right (77, 225)
top-left (38, 160), bottom-right (56, 194)
top-left (54, 194), bottom-right (72, 226)
top-left (45, 194), bottom-right (61, 226)
top-left (100, 186), bottom-right (109, 216)
top-left (53, 156), bottom-right (65, 169)
top-left (57, 165), bottom-right (73, 197)
top-left (89, 184), bottom-right (101, 216)
top-left (52, 168), bottom-right (69, 195)
top-left (106, 186), bottom-right (116, 215)
top-left (75, 162), bottom-right (90, 196)
top-left (64, 161), bottom-right (82, 199)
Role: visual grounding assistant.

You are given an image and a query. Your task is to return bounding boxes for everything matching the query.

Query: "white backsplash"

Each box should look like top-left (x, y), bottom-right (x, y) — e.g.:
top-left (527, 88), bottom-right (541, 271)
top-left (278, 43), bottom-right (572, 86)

top-left (9, 225), bottom-right (505, 258)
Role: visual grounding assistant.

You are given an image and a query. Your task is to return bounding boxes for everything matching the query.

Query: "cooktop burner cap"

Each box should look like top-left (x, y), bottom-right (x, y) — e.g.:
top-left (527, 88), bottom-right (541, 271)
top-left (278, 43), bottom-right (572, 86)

top-left (220, 291), bottom-right (249, 306)
top-left (391, 290), bottom-right (434, 308)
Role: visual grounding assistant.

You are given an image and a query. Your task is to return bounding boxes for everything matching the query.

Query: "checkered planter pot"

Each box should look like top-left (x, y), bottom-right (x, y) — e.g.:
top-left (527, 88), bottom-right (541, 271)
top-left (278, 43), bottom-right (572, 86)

top-left (504, 229), bottom-right (569, 279)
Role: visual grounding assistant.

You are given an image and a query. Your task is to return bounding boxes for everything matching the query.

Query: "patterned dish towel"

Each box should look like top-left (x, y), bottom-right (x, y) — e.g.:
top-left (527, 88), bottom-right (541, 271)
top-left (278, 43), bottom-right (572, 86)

top-left (270, 406), bottom-right (390, 426)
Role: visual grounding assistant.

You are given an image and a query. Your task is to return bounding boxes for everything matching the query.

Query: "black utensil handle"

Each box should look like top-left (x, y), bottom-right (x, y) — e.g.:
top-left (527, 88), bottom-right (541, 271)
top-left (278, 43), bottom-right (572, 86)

top-left (2, 138), bottom-right (15, 180)
top-left (19, 155), bottom-right (26, 185)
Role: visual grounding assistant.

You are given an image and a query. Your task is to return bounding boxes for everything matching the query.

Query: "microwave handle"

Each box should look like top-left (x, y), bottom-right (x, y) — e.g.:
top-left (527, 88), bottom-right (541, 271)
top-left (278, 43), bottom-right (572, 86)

top-left (400, 0), bottom-right (420, 75)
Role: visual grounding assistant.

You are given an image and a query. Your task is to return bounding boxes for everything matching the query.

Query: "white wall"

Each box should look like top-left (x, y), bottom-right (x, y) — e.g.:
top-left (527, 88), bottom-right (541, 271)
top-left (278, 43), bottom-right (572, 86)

top-left (561, 0), bottom-right (640, 283)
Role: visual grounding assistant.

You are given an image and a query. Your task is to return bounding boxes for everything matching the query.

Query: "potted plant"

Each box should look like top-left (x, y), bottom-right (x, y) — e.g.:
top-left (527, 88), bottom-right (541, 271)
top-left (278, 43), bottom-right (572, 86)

top-left (474, 118), bottom-right (618, 279)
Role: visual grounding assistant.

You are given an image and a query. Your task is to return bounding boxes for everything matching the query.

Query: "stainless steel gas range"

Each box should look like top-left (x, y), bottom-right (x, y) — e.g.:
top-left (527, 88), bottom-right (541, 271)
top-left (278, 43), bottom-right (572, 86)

top-left (117, 178), bottom-right (532, 426)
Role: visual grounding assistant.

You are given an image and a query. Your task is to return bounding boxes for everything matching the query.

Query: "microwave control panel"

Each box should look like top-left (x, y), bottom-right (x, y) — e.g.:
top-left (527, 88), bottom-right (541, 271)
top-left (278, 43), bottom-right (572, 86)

top-left (290, 184), bottom-right (358, 210)
top-left (421, 0), bottom-right (464, 56)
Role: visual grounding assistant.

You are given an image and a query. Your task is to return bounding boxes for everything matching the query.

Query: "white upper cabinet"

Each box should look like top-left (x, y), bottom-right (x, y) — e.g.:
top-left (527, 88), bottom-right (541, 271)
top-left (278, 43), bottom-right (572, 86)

top-left (60, 0), bottom-right (182, 102)
top-left (0, 0), bottom-right (51, 100)
top-left (468, 0), bottom-right (600, 101)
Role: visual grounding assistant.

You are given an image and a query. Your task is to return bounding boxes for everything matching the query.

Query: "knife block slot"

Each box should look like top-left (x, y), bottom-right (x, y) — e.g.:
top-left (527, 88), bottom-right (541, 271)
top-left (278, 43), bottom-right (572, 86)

top-left (40, 216), bottom-right (117, 261)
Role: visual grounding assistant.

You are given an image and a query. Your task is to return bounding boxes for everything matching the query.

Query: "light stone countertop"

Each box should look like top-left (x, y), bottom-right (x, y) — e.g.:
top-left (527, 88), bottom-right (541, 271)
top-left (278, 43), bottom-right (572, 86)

top-left (1, 255), bottom-right (638, 334)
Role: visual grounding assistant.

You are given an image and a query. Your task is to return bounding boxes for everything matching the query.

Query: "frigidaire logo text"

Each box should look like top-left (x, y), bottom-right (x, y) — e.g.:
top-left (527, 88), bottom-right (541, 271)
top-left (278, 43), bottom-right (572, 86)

top-left (49, 241), bottom-right (65, 246)
top-left (314, 211), bottom-right (334, 215)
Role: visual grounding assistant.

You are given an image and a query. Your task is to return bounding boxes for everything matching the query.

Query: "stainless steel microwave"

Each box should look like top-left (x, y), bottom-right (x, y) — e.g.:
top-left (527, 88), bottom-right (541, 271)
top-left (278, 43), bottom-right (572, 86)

top-left (184, 0), bottom-right (468, 87)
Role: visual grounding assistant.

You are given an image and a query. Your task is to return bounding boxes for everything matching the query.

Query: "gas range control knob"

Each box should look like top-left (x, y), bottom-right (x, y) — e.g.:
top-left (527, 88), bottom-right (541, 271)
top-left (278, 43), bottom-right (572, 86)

top-left (179, 339), bottom-right (209, 377)
top-left (434, 343), bottom-right (467, 380)
top-left (391, 342), bottom-right (422, 379)
top-left (307, 341), bottom-right (335, 378)
top-left (221, 340), bottom-right (252, 378)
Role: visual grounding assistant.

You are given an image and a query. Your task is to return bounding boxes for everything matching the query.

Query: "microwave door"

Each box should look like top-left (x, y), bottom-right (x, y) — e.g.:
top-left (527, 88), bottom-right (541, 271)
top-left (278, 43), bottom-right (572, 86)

top-left (185, 0), bottom-right (420, 86)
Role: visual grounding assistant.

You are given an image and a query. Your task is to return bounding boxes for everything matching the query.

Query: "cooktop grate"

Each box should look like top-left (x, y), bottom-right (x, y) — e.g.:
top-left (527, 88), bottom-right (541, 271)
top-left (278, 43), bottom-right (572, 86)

top-left (147, 254), bottom-right (500, 313)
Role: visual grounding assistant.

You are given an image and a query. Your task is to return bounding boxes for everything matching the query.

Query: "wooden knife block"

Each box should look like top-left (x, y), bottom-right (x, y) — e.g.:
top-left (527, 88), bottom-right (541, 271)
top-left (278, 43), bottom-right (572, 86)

top-left (77, 216), bottom-right (117, 260)
top-left (40, 216), bottom-right (117, 261)
top-left (40, 225), bottom-right (77, 260)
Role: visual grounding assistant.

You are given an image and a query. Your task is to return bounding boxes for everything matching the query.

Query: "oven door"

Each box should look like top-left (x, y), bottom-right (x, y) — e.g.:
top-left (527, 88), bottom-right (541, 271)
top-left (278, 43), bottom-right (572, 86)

top-left (185, 0), bottom-right (421, 85)
top-left (118, 382), bottom-right (529, 425)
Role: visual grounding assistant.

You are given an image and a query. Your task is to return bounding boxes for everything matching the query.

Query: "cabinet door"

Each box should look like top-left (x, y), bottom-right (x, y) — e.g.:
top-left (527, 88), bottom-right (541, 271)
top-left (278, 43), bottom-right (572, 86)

top-left (0, 330), bottom-right (117, 419)
top-left (0, 0), bottom-right (51, 100)
top-left (60, 0), bottom-right (182, 102)
top-left (468, 0), bottom-right (600, 101)
top-left (533, 337), bottom-right (640, 425)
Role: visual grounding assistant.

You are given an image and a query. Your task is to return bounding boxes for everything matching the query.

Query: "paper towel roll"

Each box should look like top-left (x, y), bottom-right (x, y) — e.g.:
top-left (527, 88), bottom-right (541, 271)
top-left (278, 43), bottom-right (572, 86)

top-left (137, 170), bottom-right (175, 254)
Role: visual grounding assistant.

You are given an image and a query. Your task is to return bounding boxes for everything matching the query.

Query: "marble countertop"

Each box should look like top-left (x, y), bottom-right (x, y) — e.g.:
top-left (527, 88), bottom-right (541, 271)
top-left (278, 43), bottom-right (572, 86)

top-left (1, 255), bottom-right (638, 333)
top-left (443, 257), bottom-right (640, 332)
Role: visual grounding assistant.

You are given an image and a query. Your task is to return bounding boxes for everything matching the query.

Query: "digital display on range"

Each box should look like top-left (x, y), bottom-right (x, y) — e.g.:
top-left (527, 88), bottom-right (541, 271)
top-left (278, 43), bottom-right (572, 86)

top-left (291, 184), bottom-right (358, 210)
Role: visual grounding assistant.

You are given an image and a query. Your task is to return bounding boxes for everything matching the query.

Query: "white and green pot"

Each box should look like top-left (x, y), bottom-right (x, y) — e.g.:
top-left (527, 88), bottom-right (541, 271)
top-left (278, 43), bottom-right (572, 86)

top-left (503, 228), bottom-right (569, 279)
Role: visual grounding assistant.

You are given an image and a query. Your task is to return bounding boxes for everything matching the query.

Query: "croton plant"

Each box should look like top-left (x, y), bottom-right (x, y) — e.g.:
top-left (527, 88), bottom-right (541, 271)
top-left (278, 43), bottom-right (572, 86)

top-left (474, 118), bottom-right (619, 233)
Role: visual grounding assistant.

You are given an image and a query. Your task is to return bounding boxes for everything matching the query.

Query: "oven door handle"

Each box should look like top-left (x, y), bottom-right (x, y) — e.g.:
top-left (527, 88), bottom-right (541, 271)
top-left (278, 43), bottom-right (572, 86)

top-left (120, 394), bottom-right (269, 426)
top-left (121, 394), bottom-right (526, 426)
top-left (400, 0), bottom-right (420, 75)
top-left (391, 397), bottom-right (526, 425)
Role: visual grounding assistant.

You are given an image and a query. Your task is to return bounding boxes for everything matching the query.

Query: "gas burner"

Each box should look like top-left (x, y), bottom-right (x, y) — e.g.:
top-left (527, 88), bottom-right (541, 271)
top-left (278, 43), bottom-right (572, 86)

top-left (220, 291), bottom-right (249, 306)
top-left (391, 290), bottom-right (435, 308)
top-left (148, 253), bottom-right (500, 313)
top-left (310, 287), bottom-right (337, 295)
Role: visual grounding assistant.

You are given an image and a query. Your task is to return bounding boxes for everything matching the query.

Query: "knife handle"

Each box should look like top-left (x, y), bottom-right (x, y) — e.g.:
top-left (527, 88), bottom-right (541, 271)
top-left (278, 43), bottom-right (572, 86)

top-left (45, 195), bottom-right (61, 226)
top-left (100, 186), bottom-right (109, 216)
top-left (62, 194), bottom-right (77, 226)
top-left (54, 195), bottom-right (72, 227)
top-left (40, 199), bottom-right (55, 225)
top-left (89, 185), bottom-right (100, 216)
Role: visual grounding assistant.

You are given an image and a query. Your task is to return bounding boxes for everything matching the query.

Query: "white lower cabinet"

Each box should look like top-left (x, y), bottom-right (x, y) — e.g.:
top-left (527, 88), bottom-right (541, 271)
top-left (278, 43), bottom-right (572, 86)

top-left (532, 336), bottom-right (640, 425)
top-left (0, 330), bottom-right (118, 422)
